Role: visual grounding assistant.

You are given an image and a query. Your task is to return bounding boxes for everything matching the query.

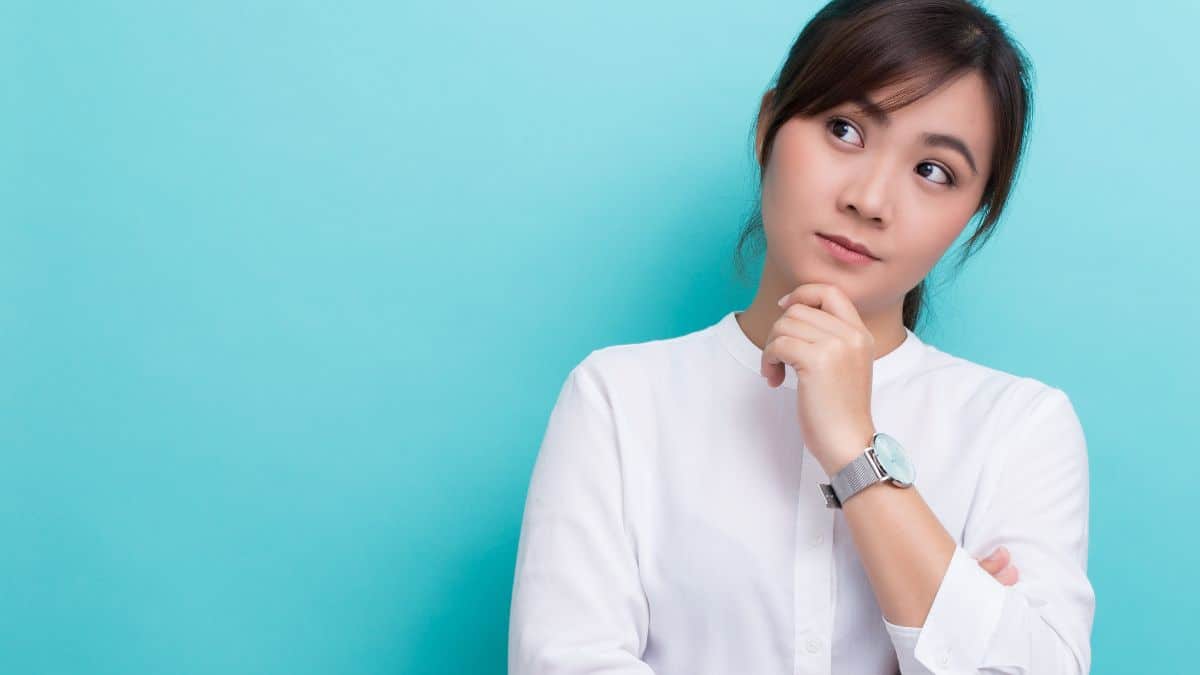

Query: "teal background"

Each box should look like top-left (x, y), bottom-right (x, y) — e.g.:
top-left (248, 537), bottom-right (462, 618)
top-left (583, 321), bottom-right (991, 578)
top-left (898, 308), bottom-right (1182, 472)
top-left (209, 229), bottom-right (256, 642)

top-left (5, 1), bottom-right (1195, 673)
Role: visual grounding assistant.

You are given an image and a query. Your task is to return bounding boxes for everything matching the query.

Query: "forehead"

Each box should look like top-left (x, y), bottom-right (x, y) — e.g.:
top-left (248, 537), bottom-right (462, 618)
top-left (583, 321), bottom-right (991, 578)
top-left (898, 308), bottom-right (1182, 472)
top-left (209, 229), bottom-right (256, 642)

top-left (843, 72), bottom-right (995, 167)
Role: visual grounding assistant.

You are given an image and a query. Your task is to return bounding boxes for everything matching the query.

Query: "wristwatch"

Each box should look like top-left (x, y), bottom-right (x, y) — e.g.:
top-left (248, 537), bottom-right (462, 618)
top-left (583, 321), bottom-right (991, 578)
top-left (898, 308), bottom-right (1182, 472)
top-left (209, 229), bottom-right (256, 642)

top-left (818, 432), bottom-right (915, 509)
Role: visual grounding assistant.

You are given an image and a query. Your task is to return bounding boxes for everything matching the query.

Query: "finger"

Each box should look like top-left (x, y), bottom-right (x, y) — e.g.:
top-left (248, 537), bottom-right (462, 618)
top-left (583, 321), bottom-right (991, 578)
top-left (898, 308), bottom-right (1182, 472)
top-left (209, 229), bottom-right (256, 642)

top-left (761, 336), bottom-right (797, 388)
top-left (977, 546), bottom-right (1010, 575)
top-left (779, 301), bottom-right (852, 339)
top-left (760, 318), bottom-right (835, 387)
top-left (778, 283), bottom-right (867, 331)
top-left (761, 335), bottom-right (808, 388)
top-left (762, 313), bottom-right (838, 362)
top-left (994, 564), bottom-right (1019, 586)
top-left (977, 545), bottom-right (1009, 574)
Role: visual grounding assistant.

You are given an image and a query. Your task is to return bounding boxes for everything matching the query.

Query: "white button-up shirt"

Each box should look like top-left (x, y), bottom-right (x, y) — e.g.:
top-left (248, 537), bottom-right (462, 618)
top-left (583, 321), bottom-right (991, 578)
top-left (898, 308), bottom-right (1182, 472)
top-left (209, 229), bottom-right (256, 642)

top-left (509, 310), bottom-right (1095, 674)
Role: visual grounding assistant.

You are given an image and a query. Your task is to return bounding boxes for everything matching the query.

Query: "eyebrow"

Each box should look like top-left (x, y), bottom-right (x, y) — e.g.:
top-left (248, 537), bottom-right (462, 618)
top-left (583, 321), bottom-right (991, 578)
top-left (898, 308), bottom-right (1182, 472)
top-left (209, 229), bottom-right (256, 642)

top-left (849, 95), bottom-right (979, 176)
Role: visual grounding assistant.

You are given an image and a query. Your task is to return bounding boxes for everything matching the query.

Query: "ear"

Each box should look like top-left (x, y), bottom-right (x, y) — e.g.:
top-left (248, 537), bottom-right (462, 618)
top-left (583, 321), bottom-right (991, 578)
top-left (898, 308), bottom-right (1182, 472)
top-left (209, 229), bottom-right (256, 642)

top-left (755, 88), bottom-right (777, 167)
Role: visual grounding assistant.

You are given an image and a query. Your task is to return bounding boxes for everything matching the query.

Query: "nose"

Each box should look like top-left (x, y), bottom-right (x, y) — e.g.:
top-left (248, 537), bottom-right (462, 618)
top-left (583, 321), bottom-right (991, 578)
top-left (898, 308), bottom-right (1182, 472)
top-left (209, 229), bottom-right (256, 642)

top-left (838, 159), bottom-right (894, 224)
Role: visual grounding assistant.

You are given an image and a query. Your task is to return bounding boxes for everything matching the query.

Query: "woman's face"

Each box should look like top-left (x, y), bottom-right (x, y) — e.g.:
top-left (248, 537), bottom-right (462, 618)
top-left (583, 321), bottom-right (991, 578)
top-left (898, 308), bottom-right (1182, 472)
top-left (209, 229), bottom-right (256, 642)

top-left (756, 71), bottom-right (995, 317)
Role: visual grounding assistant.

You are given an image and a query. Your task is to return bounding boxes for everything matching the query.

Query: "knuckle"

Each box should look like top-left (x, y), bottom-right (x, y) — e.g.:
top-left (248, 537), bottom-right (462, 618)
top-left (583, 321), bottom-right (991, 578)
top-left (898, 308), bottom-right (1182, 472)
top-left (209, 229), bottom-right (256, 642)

top-left (815, 347), bottom-right (835, 369)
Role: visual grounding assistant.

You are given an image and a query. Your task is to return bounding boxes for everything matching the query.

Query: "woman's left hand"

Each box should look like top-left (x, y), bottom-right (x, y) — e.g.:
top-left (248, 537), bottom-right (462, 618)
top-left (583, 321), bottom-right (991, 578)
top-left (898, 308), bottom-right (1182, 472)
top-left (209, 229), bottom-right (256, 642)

top-left (762, 282), bottom-right (878, 476)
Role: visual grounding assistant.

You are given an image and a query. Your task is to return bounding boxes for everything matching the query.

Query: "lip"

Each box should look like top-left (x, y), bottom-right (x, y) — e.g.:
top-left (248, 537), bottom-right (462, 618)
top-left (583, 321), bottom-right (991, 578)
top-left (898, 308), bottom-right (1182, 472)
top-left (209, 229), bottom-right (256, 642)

top-left (816, 233), bottom-right (879, 261)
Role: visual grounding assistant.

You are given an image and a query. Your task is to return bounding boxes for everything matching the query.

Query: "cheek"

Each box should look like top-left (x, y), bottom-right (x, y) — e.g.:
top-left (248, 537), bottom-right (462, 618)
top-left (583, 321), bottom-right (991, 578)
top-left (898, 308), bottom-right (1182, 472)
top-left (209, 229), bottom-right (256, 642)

top-left (760, 129), bottom-right (834, 228)
top-left (904, 218), bottom-right (971, 270)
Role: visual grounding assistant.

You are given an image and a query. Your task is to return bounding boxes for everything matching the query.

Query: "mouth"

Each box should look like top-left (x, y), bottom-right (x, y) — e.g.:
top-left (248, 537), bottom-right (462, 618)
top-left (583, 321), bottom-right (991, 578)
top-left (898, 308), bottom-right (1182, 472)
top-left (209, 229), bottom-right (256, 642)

top-left (816, 233), bottom-right (880, 263)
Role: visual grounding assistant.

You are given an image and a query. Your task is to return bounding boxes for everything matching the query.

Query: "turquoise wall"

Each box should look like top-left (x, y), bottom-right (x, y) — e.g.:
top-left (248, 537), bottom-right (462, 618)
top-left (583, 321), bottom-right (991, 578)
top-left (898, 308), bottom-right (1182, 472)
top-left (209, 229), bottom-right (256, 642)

top-left (5, 1), bottom-right (1195, 672)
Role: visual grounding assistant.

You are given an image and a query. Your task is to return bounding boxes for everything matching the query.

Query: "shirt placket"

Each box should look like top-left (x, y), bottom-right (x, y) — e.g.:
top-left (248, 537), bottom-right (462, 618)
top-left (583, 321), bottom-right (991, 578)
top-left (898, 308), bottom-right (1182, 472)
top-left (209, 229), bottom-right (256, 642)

top-left (793, 444), bottom-right (835, 675)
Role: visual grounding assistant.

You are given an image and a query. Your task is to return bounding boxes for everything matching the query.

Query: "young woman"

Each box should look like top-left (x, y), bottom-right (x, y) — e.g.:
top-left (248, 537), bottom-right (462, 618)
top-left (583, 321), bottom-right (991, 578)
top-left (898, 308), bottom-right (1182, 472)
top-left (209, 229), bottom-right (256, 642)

top-left (509, 1), bottom-right (1095, 673)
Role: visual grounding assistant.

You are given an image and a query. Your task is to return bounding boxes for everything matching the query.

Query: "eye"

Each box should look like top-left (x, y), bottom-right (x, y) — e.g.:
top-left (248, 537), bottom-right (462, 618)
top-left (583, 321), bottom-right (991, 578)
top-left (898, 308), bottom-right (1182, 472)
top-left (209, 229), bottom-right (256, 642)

top-left (916, 162), bottom-right (956, 187)
top-left (827, 115), bottom-right (959, 189)
top-left (826, 116), bottom-right (863, 147)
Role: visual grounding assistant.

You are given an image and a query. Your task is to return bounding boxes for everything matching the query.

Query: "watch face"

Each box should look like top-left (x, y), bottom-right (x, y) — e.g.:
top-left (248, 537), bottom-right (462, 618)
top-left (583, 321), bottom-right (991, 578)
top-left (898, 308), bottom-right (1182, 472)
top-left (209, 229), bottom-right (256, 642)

top-left (873, 432), bottom-right (915, 486)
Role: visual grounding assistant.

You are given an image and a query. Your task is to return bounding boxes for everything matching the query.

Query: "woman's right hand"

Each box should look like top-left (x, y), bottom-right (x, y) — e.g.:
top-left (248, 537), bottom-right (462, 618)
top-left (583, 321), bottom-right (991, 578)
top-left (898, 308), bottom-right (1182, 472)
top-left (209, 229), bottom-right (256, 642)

top-left (977, 545), bottom-right (1019, 585)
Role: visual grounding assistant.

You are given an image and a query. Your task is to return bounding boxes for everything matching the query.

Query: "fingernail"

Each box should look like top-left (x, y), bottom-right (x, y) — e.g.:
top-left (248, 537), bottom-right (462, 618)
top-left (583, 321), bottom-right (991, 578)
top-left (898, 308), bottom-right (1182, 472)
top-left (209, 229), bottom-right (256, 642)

top-left (776, 293), bottom-right (788, 307)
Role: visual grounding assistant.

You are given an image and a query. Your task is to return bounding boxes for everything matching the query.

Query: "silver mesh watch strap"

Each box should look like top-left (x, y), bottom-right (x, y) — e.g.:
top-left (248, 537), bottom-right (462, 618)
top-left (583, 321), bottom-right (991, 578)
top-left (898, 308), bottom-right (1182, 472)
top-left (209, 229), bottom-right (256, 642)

top-left (819, 448), bottom-right (883, 509)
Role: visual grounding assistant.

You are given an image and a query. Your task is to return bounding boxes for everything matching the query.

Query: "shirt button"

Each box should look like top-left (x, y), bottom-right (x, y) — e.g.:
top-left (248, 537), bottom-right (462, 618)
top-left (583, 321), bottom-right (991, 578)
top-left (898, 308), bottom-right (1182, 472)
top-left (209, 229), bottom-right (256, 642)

top-left (937, 650), bottom-right (950, 666)
top-left (806, 638), bottom-right (821, 653)
top-left (812, 533), bottom-right (824, 546)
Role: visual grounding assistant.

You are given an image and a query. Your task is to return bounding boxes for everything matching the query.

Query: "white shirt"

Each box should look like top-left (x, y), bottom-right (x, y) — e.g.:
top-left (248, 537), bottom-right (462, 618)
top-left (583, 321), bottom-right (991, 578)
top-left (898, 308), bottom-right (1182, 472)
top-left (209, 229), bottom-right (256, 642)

top-left (509, 310), bottom-right (1095, 674)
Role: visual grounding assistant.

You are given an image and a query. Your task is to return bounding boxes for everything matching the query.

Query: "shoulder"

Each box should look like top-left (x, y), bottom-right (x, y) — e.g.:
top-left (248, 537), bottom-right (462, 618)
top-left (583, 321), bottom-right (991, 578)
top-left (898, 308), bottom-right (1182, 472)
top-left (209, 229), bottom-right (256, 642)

top-left (545, 323), bottom-right (718, 444)
top-left (569, 320), bottom-right (717, 394)
top-left (910, 340), bottom-right (1077, 423)
top-left (912, 343), bottom-right (1086, 470)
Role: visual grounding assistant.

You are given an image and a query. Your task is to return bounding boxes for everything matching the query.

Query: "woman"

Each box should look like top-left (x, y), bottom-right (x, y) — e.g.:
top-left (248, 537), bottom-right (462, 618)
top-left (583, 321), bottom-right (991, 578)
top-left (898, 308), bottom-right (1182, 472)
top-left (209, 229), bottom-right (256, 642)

top-left (509, 0), bottom-right (1095, 673)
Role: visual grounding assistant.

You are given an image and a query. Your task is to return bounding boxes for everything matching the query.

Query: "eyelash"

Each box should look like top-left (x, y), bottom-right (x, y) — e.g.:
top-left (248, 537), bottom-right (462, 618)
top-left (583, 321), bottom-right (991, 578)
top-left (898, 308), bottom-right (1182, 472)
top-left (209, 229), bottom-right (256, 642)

top-left (825, 116), bottom-right (958, 188)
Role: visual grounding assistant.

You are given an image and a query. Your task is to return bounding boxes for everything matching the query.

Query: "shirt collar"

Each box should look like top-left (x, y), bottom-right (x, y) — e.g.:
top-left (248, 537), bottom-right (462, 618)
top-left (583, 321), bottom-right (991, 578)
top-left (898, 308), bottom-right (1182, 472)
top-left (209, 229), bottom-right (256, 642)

top-left (714, 310), bottom-right (926, 390)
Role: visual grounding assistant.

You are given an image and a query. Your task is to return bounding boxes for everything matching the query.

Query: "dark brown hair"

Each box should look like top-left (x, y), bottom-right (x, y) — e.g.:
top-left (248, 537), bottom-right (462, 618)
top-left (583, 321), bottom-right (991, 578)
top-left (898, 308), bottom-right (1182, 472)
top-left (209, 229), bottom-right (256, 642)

top-left (733, 0), bottom-right (1035, 331)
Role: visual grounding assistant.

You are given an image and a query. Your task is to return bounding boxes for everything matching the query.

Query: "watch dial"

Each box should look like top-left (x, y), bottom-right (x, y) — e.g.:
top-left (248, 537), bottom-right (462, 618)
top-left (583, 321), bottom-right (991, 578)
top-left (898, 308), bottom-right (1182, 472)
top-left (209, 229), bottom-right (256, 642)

top-left (873, 433), bottom-right (914, 486)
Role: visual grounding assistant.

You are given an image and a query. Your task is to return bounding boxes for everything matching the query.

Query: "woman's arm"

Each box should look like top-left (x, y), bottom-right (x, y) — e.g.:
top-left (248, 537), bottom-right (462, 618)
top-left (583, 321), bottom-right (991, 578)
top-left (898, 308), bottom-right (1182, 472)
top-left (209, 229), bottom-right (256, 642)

top-left (508, 360), bottom-right (657, 675)
top-left (837, 385), bottom-right (1095, 674)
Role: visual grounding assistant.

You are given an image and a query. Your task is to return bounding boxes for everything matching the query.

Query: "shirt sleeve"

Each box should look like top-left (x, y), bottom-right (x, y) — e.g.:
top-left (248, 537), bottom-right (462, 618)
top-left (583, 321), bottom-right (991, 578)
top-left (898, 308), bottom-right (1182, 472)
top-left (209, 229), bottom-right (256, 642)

top-left (881, 385), bottom-right (1096, 674)
top-left (508, 360), bottom-right (657, 674)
